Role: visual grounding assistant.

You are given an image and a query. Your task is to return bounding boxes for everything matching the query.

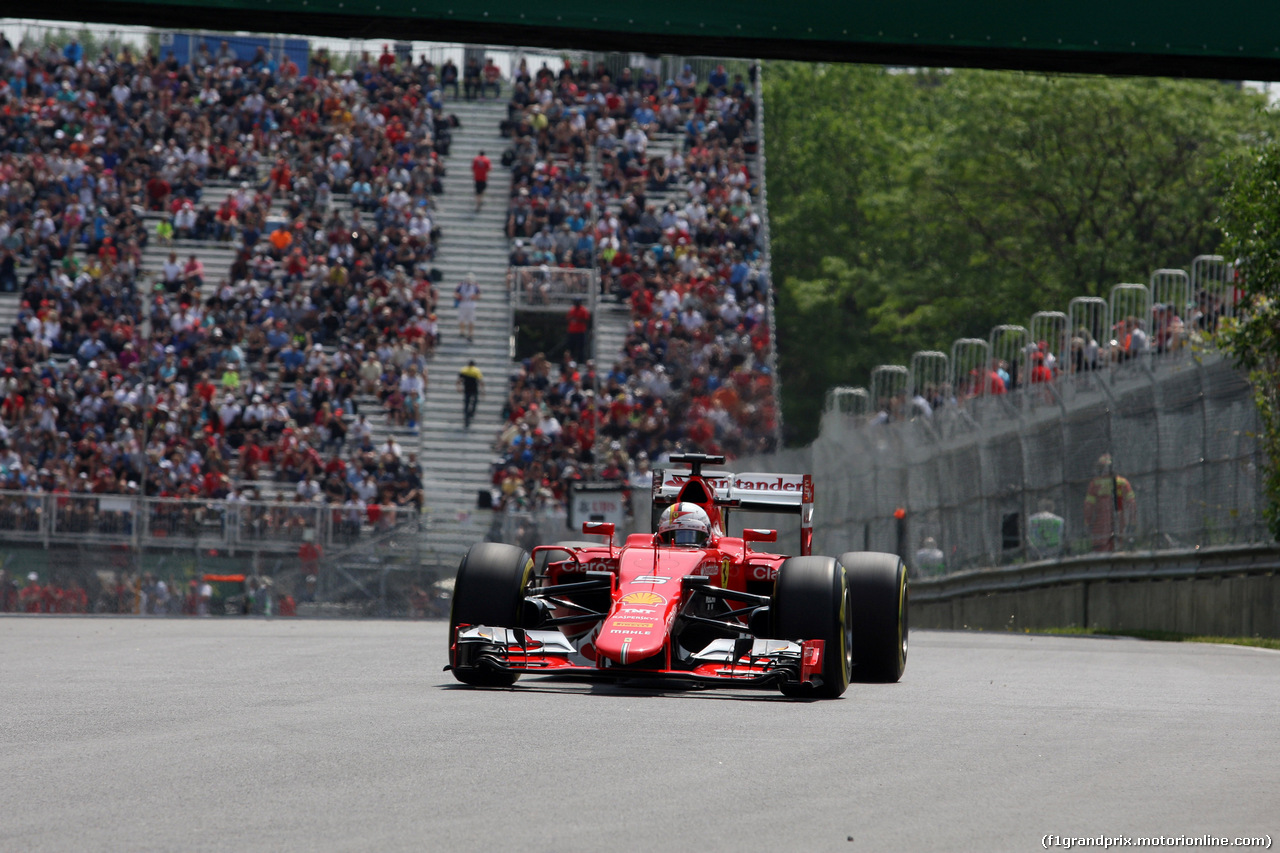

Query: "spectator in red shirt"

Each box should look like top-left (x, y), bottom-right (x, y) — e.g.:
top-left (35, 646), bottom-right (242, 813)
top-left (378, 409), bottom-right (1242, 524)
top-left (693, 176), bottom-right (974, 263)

top-left (472, 150), bottom-right (491, 213)
top-left (145, 175), bottom-right (171, 211)
top-left (482, 58), bottom-right (502, 98)
top-left (377, 44), bottom-right (396, 73)
top-left (566, 297), bottom-right (590, 364)
top-left (1030, 352), bottom-right (1053, 383)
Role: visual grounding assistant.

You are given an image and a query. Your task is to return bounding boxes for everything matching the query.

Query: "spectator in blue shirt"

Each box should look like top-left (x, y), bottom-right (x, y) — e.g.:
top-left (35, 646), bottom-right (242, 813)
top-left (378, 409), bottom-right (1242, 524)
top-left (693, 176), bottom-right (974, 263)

top-left (77, 336), bottom-right (104, 362)
top-left (708, 64), bottom-right (729, 92)
top-left (279, 342), bottom-right (306, 374)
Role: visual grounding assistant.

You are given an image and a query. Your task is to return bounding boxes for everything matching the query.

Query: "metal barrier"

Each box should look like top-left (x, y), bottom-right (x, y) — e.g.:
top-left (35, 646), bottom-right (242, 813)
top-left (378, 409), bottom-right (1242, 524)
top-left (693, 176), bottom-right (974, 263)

top-left (0, 493), bottom-right (424, 553)
top-left (1190, 254), bottom-right (1237, 330)
top-left (909, 352), bottom-right (949, 409)
top-left (494, 505), bottom-right (572, 553)
top-left (507, 265), bottom-right (597, 311)
top-left (1109, 282), bottom-right (1152, 363)
top-left (950, 338), bottom-right (991, 399)
top-left (824, 386), bottom-right (870, 416)
top-left (1067, 296), bottom-right (1109, 373)
top-left (1149, 269), bottom-right (1191, 356)
top-left (989, 325), bottom-right (1028, 392)
top-left (870, 364), bottom-right (909, 414)
top-left (1030, 311), bottom-right (1069, 379)
top-left (910, 544), bottom-right (1280, 637)
top-left (576, 52), bottom-right (756, 96)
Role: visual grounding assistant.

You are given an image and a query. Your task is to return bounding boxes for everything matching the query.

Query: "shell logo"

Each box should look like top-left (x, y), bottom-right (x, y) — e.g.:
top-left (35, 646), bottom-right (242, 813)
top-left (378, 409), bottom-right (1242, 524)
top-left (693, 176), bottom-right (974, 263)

top-left (620, 591), bottom-right (666, 606)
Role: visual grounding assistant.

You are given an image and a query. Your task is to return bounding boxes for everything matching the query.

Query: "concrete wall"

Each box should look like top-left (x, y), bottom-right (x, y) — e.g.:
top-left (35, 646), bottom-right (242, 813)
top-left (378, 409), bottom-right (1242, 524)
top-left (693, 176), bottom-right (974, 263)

top-left (913, 571), bottom-right (1280, 637)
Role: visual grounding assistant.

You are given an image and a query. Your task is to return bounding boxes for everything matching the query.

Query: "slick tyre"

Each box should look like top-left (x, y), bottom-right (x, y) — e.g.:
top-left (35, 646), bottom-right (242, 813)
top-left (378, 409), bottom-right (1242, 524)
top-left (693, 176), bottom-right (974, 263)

top-left (769, 556), bottom-right (851, 699)
top-left (449, 542), bottom-right (533, 687)
top-left (838, 552), bottom-right (908, 683)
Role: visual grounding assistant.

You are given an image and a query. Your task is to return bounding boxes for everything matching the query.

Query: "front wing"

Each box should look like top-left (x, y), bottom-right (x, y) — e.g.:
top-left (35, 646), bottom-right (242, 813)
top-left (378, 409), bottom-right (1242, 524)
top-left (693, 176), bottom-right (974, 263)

top-left (448, 626), bottom-right (828, 689)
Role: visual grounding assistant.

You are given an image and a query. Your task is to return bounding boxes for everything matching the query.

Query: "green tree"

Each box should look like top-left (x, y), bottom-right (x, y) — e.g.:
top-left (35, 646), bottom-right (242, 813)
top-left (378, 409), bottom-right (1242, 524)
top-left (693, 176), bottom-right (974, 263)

top-left (765, 65), bottom-right (1273, 443)
top-left (1218, 143), bottom-right (1280, 537)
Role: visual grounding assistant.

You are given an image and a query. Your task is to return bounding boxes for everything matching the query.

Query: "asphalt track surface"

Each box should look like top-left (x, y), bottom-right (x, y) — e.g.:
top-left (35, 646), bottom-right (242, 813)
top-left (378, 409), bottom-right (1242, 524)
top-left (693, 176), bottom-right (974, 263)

top-left (1, 619), bottom-right (1277, 853)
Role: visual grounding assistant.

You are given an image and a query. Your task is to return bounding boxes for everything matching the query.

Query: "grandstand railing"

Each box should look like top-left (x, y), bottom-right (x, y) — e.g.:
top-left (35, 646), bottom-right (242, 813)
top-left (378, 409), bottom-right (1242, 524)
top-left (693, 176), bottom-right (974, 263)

top-left (507, 265), bottom-right (597, 312)
top-left (0, 491), bottom-right (420, 554)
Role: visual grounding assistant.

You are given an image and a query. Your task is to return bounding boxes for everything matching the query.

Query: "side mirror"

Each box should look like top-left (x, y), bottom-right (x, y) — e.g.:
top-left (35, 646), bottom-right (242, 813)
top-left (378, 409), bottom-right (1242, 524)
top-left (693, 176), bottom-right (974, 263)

top-left (743, 529), bottom-right (777, 553)
top-left (582, 522), bottom-right (615, 540)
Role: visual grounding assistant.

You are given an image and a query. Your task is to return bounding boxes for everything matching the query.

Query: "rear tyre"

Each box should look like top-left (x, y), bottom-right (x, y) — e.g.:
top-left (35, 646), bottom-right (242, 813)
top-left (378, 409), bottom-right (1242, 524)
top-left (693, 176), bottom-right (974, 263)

top-left (838, 552), bottom-right (908, 683)
top-left (449, 542), bottom-right (533, 687)
top-left (768, 556), bottom-right (851, 699)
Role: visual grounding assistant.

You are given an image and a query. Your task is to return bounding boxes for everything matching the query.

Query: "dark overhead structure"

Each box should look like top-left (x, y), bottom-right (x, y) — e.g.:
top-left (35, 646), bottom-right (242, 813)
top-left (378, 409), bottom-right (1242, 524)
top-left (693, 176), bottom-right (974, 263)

top-left (10, 0), bottom-right (1280, 80)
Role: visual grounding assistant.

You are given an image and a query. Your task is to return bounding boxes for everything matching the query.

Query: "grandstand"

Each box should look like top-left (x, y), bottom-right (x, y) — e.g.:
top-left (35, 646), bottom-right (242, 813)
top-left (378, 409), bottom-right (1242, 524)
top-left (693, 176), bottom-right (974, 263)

top-left (486, 56), bottom-right (779, 546)
top-left (0, 31), bottom-right (781, 611)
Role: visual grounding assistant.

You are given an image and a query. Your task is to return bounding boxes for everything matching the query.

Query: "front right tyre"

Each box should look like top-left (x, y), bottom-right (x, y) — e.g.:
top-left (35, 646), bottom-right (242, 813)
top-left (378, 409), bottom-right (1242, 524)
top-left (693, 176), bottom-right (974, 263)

top-left (768, 556), bottom-right (852, 699)
top-left (448, 542), bottom-right (533, 687)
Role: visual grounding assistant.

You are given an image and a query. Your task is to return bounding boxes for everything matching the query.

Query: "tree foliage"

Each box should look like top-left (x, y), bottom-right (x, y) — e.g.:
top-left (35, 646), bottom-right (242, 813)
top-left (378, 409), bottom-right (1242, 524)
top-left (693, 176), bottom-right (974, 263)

top-left (764, 64), bottom-right (1274, 443)
top-left (1219, 143), bottom-right (1280, 538)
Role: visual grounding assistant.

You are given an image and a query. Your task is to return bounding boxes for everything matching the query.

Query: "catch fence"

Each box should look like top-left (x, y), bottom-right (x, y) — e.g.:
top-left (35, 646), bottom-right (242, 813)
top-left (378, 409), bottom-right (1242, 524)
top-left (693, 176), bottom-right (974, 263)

top-left (811, 352), bottom-right (1266, 574)
top-left (0, 493), bottom-right (436, 615)
top-left (805, 251), bottom-right (1271, 574)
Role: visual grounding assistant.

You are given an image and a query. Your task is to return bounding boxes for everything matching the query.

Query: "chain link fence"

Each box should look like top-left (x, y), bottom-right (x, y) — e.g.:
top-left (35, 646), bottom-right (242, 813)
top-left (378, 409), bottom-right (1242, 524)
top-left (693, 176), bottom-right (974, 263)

top-left (0, 493), bottom-right (437, 615)
top-left (810, 352), bottom-right (1266, 575)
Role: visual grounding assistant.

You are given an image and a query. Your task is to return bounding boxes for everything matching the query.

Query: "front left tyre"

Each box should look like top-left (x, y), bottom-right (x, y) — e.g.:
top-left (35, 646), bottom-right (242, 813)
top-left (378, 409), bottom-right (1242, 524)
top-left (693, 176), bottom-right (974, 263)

top-left (449, 542), bottom-right (533, 687)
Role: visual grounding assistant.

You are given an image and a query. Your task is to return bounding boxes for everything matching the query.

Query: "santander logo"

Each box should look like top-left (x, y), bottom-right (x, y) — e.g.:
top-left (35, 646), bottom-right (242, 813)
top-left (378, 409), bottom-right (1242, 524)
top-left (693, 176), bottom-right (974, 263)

top-left (659, 472), bottom-right (805, 496)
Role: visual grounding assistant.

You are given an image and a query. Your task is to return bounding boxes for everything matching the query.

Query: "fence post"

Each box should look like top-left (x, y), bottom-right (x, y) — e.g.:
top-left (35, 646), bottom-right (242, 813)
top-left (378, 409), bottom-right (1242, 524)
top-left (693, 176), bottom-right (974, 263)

top-left (38, 492), bottom-right (48, 550)
top-left (1105, 396), bottom-right (1119, 552)
top-left (133, 495), bottom-right (143, 576)
top-left (1150, 362), bottom-right (1163, 551)
top-left (1017, 417), bottom-right (1032, 564)
top-left (1198, 354), bottom-right (1210, 547)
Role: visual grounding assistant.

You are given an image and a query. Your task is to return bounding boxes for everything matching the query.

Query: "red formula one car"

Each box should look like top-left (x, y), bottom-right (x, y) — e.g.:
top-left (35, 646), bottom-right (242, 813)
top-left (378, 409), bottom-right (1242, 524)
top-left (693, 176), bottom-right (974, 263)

top-left (446, 454), bottom-right (907, 698)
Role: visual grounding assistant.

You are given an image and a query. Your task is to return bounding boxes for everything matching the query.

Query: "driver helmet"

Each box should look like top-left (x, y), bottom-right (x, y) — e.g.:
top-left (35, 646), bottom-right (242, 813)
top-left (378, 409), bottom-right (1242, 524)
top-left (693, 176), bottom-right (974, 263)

top-left (657, 502), bottom-right (712, 546)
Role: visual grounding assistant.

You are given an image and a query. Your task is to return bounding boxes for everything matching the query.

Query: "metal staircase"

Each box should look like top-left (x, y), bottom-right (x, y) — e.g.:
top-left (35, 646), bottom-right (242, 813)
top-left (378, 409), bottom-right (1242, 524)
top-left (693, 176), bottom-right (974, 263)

top-left (415, 96), bottom-right (515, 567)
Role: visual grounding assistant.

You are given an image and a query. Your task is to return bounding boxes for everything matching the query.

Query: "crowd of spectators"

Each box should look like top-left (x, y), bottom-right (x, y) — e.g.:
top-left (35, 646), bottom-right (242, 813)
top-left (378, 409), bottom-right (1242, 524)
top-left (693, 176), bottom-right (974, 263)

top-left (0, 34), bottom-right (482, 525)
top-left (880, 294), bottom-right (1228, 422)
top-left (0, 567), bottom-right (296, 615)
top-left (0, 35), bottom-right (785, 528)
top-left (490, 58), bottom-right (779, 509)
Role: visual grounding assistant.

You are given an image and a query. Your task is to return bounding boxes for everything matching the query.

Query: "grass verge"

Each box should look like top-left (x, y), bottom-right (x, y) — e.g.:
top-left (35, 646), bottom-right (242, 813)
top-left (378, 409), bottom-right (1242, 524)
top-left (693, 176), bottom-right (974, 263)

top-left (1041, 627), bottom-right (1280, 651)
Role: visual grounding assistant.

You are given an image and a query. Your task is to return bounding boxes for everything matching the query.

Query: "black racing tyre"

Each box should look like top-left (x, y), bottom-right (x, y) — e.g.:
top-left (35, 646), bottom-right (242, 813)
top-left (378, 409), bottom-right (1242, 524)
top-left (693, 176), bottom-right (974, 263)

top-left (838, 552), bottom-right (908, 683)
top-left (449, 542), bottom-right (533, 687)
top-left (768, 556), bottom-right (851, 699)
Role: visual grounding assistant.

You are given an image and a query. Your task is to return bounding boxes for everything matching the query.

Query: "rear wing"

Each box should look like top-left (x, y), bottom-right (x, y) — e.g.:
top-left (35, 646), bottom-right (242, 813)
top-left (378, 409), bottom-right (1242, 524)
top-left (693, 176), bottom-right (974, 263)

top-left (651, 468), bottom-right (815, 556)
